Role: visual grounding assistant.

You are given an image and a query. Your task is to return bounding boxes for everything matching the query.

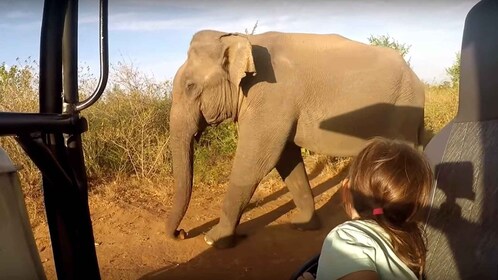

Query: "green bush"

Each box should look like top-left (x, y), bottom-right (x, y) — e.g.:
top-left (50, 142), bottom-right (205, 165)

top-left (194, 121), bottom-right (237, 185)
top-left (446, 52), bottom-right (461, 88)
top-left (368, 34), bottom-right (411, 63)
top-left (82, 62), bottom-right (173, 180)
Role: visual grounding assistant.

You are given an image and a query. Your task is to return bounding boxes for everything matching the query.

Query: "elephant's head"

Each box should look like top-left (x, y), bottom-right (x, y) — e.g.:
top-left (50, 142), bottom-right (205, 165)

top-left (167, 30), bottom-right (256, 239)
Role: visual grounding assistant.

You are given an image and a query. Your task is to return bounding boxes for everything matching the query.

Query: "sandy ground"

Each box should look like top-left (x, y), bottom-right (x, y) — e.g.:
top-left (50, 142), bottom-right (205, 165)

top-left (33, 161), bottom-right (350, 280)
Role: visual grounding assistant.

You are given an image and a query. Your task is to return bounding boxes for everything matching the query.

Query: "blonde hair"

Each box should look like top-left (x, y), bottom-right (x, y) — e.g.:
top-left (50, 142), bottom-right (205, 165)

top-left (342, 137), bottom-right (433, 278)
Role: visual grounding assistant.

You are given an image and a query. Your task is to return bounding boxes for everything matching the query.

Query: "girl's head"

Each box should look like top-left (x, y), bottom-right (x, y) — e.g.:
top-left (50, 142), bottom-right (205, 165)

top-left (342, 137), bottom-right (433, 277)
top-left (343, 137), bottom-right (433, 223)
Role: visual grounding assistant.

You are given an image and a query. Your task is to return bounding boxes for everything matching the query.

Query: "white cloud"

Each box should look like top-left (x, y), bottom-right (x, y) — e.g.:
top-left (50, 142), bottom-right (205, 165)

top-left (0, 21), bottom-right (40, 30)
top-left (79, 15), bottom-right (99, 24)
top-left (5, 10), bottom-right (33, 19)
top-left (110, 17), bottom-right (197, 31)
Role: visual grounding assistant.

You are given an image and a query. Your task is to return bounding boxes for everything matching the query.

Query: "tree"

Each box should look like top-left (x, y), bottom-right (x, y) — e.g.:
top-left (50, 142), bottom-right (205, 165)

top-left (445, 52), bottom-right (461, 88)
top-left (367, 34), bottom-right (411, 64)
top-left (245, 20), bottom-right (258, 35)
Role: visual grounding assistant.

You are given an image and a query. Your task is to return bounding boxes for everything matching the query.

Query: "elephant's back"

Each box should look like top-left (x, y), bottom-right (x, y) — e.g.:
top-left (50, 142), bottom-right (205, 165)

top-left (252, 32), bottom-right (353, 45)
top-left (251, 32), bottom-right (399, 59)
top-left (253, 32), bottom-right (355, 57)
top-left (250, 32), bottom-right (406, 82)
top-left (250, 32), bottom-right (411, 105)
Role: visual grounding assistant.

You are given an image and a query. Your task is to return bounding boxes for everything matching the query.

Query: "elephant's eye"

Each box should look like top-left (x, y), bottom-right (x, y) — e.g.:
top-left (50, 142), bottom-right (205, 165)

top-left (185, 81), bottom-right (196, 92)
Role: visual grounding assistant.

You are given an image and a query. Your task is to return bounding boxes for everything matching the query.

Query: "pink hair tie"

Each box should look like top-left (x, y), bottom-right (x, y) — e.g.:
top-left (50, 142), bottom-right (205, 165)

top-left (373, 208), bottom-right (384, 215)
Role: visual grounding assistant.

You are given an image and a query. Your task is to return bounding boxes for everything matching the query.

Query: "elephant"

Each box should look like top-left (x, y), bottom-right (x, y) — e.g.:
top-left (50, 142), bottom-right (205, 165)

top-left (167, 30), bottom-right (425, 248)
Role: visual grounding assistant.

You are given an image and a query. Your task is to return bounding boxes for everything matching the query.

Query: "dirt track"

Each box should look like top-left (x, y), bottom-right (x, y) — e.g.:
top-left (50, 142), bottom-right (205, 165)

top-left (34, 161), bottom-right (350, 280)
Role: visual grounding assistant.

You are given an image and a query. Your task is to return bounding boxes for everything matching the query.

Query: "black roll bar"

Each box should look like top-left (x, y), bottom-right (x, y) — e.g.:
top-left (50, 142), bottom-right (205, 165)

top-left (0, 0), bottom-right (109, 278)
top-left (75, 0), bottom-right (109, 112)
top-left (62, 0), bottom-right (79, 108)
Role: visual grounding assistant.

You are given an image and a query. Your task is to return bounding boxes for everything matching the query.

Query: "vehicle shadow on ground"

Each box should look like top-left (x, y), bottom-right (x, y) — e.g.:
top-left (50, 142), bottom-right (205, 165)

top-left (140, 169), bottom-right (349, 280)
top-left (186, 164), bottom-right (349, 239)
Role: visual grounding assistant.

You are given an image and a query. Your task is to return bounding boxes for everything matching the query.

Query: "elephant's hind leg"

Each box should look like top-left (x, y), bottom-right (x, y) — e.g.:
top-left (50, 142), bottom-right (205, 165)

top-left (276, 143), bottom-right (321, 231)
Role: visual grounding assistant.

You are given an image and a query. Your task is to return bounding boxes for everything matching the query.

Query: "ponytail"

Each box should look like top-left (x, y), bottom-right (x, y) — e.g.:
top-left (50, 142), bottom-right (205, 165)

top-left (343, 138), bottom-right (433, 279)
top-left (376, 218), bottom-right (426, 279)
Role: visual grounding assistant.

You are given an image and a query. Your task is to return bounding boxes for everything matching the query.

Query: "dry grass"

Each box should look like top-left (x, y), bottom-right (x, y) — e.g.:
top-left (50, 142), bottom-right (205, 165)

top-left (423, 84), bottom-right (459, 142)
top-left (82, 62), bottom-right (173, 181)
top-left (89, 175), bottom-right (174, 213)
top-left (1, 61), bottom-right (44, 227)
top-left (0, 60), bottom-right (459, 227)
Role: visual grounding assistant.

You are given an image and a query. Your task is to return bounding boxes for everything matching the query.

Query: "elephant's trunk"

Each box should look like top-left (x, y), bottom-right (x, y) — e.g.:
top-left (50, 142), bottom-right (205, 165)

top-left (166, 108), bottom-right (197, 240)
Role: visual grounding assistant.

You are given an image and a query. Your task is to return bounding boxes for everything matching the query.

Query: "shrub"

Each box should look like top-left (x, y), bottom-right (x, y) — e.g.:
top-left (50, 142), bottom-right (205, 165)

top-left (368, 34), bottom-right (411, 64)
top-left (82, 62), bottom-right (173, 180)
top-left (445, 52), bottom-right (461, 88)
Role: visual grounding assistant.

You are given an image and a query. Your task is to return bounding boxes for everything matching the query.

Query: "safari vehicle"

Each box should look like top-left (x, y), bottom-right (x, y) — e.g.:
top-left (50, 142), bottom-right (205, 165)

top-left (1, 0), bottom-right (497, 279)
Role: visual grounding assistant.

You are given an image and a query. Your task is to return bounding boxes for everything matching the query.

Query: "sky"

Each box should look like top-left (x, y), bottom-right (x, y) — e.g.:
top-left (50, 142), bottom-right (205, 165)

top-left (0, 0), bottom-right (480, 84)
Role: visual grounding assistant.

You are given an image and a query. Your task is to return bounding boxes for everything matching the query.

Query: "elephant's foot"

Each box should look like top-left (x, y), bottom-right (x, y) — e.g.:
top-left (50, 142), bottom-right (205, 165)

top-left (204, 225), bottom-right (238, 249)
top-left (175, 229), bottom-right (188, 239)
top-left (290, 213), bottom-right (321, 231)
top-left (167, 229), bottom-right (188, 240)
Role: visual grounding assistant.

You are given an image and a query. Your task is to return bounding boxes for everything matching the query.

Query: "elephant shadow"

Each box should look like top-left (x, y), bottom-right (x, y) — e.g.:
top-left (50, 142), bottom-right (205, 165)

top-left (301, 103), bottom-right (431, 181)
top-left (186, 163), bottom-right (348, 239)
top-left (143, 160), bottom-right (481, 280)
top-left (140, 169), bottom-right (350, 280)
top-left (318, 103), bottom-right (426, 143)
top-left (241, 45), bottom-right (276, 95)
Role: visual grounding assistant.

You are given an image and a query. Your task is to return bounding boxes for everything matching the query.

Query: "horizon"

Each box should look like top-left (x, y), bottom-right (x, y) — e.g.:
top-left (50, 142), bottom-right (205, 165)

top-left (0, 0), bottom-right (479, 84)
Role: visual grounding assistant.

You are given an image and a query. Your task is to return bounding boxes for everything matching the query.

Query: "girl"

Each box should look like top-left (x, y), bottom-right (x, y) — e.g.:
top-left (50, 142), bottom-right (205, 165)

top-left (316, 137), bottom-right (433, 280)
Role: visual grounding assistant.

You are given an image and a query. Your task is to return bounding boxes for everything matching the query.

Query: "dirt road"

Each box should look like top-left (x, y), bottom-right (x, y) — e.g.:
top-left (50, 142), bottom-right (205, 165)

top-left (34, 161), bottom-right (349, 280)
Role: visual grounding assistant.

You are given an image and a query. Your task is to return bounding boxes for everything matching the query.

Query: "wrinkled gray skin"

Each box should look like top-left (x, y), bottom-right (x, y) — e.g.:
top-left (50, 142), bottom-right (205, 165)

top-left (167, 30), bottom-right (425, 248)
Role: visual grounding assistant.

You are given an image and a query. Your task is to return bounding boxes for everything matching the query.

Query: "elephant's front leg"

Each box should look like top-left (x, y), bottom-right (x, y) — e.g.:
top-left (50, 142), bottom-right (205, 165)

top-left (204, 123), bottom-right (288, 248)
top-left (275, 143), bottom-right (321, 230)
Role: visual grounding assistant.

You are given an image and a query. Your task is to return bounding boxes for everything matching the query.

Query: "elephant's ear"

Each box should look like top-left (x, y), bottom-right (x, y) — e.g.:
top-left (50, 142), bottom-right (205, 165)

top-left (220, 33), bottom-right (256, 88)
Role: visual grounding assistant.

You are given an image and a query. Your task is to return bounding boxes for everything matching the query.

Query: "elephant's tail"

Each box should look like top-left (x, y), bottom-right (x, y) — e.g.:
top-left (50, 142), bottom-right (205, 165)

top-left (411, 70), bottom-right (426, 151)
top-left (417, 120), bottom-right (425, 152)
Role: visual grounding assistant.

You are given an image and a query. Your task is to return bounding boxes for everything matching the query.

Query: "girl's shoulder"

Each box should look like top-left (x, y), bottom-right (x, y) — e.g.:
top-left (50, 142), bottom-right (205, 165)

top-left (326, 220), bottom-right (393, 252)
top-left (322, 220), bottom-right (417, 280)
top-left (330, 220), bottom-right (388, 239)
